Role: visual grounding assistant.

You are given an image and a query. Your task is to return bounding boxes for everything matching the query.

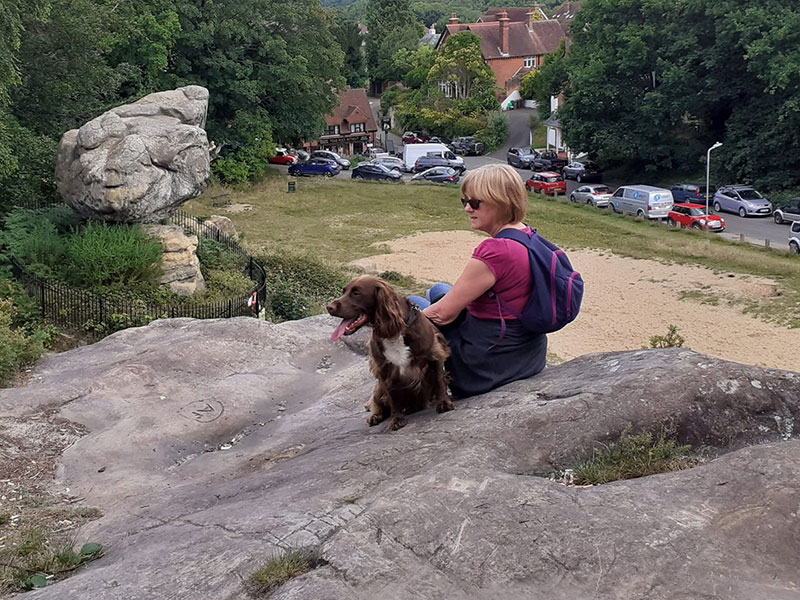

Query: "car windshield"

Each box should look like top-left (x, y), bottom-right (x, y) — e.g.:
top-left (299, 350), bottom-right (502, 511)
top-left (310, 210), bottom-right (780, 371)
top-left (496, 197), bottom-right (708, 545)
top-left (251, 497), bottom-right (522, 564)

top-left (584, 162), bottom-right (599, 169)
top-left (518, 147), bottom-right (532, 155)
top-left (688, 207), bottom-right (707, 216)
top-left (592, 186), bottom-right (611, 193)
top-left (738, 189), bottom-right (763, 200)
top-left (545, 177), bottom-right (562, 183)
top-left (373, 164), bottom-right (390, 173)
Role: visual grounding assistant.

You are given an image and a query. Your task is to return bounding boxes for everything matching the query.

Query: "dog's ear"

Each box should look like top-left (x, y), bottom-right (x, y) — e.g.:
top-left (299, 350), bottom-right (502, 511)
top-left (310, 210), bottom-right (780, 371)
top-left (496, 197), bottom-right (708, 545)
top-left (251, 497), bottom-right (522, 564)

top-left (373, 279), bottom-right (405, 339)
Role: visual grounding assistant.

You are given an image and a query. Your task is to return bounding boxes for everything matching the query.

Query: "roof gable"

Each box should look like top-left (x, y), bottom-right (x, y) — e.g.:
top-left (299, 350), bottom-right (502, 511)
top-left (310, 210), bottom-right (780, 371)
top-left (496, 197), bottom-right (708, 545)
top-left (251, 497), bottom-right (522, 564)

top-left (325, 88), bottom-right (377, 131)
top-left (442, 19), bottom-right (564, 59)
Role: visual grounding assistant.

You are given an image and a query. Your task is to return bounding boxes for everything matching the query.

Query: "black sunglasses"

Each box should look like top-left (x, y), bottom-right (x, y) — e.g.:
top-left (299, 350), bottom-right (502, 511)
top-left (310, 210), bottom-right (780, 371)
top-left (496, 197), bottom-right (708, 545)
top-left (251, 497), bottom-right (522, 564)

top-left (460, 197), bottom-right (483, 210)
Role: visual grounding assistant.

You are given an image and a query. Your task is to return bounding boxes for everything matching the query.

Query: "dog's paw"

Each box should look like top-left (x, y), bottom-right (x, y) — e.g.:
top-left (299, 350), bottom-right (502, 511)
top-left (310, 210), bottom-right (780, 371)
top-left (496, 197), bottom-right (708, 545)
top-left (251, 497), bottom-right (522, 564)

top-left (387, 416), bottom-right (407, 431)
top-left (367, 414), bottom-right (385, 426)
top-left (436, 398), bottom-right (455, 413)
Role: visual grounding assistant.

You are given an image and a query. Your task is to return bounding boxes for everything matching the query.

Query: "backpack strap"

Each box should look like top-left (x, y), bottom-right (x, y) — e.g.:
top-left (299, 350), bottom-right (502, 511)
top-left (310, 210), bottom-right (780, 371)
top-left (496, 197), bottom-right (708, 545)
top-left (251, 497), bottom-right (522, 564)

top-left (486, 226), bottom-right (534, 348)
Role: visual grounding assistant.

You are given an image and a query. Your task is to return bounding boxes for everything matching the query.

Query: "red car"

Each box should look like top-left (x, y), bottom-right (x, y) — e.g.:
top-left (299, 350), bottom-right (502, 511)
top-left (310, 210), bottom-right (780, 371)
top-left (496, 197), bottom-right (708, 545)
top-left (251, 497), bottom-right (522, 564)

top-left (402, 131), bottom-right (429, 144)
top-left (268, 148), bottom-right (298, 165)
top-left (526, 171), bottom-right (566, 196)
top-left (667, 203), bottom-right (726, 232)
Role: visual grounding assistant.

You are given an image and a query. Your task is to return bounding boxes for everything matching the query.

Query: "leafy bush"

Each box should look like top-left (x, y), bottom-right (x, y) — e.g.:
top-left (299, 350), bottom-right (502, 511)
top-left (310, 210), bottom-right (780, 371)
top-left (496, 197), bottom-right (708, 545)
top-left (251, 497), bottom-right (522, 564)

top-left (197, 238), bottom-right (243, 271)
top-left (477, 111), bottom-right (509, 152)
top-left (256, 252), bottom-right (348, 322)
top-left (63, 222), bottom-right (163, 291)
top-left (570, 426), bottom-right (695, 485)
top-left (0, 297), bottom-right (50, 388)
top-left (1, 208), bottom-right (69, 277)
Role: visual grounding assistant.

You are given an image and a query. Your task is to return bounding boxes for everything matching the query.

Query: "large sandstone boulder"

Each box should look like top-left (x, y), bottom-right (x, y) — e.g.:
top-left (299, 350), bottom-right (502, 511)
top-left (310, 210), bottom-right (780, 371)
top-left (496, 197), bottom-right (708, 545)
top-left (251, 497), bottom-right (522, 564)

top-left (1, 316), bottom-right (799, 599)
top-left (55, 86), bottom-right (211, 223)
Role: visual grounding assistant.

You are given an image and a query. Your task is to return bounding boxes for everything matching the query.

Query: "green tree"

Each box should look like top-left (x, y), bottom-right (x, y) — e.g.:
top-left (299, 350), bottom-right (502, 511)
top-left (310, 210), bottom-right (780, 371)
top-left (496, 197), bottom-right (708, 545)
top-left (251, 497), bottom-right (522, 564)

top-left (392, 45), bottom-right (435, 89)
top-left (559, 0), bottom-right (800, 188)
top-left (427, 31), bottom-right (496, 110)
top-left (365, 0), bottom-right (421, 85)
top-left (167, 0), bottom-right (344, 149)
top-left (333, 19), bottom-right (367, 88)
top-left (519, 40), bottom-right (567, 118)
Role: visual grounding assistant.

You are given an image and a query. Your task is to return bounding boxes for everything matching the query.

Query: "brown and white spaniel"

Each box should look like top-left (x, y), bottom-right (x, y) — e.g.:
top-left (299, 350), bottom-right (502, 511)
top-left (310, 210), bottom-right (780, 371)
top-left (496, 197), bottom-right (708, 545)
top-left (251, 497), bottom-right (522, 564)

top-left (327, 275), bottom-right (454, 431)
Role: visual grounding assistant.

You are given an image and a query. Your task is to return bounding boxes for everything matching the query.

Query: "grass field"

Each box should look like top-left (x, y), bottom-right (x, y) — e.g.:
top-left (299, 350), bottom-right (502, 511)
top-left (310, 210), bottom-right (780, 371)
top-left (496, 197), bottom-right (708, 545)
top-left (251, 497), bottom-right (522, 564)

top-left (184, 171), bottom-right (800, 327)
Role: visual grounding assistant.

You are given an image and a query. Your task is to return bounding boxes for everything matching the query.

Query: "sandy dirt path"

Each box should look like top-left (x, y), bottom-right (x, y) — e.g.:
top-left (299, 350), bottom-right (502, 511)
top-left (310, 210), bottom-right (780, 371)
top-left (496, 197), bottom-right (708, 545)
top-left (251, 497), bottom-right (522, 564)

top-left (351, 231), bottom-right (798, 371)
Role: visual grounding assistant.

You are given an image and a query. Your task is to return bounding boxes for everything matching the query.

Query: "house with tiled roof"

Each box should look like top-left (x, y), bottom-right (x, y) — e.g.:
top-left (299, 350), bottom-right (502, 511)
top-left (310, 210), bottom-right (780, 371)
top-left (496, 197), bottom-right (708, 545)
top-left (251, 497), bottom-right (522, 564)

top-left (479, 4), bottom-right (548, 23)
top-left (436, 10), bottom-right (565, 102)
top-left (550, 1), bottom-right (583, 35)
top-left (307, 88), bottom-right (377, 156)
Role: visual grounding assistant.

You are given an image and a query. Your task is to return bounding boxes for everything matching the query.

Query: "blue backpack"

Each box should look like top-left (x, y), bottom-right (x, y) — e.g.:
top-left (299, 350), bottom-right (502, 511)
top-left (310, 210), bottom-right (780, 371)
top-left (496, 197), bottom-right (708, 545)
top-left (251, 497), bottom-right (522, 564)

top-left (493, 227), bottom-right (584, 334)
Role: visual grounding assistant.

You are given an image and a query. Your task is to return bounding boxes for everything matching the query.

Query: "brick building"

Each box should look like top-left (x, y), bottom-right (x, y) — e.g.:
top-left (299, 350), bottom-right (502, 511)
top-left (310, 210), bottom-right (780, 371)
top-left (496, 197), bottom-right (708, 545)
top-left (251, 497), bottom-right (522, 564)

top-left (307, 88), bottom-right (377, 157)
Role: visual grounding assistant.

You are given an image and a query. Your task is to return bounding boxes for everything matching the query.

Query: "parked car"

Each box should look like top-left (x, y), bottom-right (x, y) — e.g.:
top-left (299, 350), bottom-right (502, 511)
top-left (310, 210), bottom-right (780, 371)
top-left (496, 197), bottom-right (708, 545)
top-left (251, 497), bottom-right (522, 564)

top-left (428, 136), bottom-right (454, 151)
top-left (789, 221), bottom-right (800, 254)
top-left (525, 171), bottom-right (566, 196)
top-left (351, 163), bottom-right (402, 182)
top-left (609, 185), bottom-right (673, 219)
top-left (310, 150), bottom-right (351, 170)
top-left (410, 166), bottom-right (460, 184)
top-left (712, 185), bottom-right (772, 217)
top-left (452, 136), bottom-right (485, 156)
top-left (413, 151), bottom-right (465, 173)
top-left (670, 183), bottom-right (717, 204)
top-left (569, 184), bottom-right (613, 207)
top-left (290, 149), bottom-right (309, 162)
top-left (667, 203), bottom-right (726, 232)
top-left (402, 131), bottom-right (429, 144)
top-left (288, 157), bottom-right (340, 177)
top-left (507, 146), bottom-right (536, 169)
top-left (562, 161), bottom-right (602, 182)
top-left (538, 150), bottom-right (567, 171)
top-left (773, 198), bottom-right (800, 224)
top-left (268, 147), bottom-right (298, 165)
top-left (370, 156), bottom-right (407, 172)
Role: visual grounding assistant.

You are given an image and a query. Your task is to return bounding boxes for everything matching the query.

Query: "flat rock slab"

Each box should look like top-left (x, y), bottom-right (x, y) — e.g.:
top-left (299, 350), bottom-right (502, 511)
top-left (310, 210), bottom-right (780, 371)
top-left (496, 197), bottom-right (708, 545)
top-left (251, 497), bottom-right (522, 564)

top-left (1, 316), bottom-right (799, 599)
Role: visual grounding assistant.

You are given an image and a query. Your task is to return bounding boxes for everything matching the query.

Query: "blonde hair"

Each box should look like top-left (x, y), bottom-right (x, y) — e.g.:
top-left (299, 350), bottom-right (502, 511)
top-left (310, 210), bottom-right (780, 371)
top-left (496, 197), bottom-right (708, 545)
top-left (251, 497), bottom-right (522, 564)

top-left (460, 164), bottom-right (527, 224)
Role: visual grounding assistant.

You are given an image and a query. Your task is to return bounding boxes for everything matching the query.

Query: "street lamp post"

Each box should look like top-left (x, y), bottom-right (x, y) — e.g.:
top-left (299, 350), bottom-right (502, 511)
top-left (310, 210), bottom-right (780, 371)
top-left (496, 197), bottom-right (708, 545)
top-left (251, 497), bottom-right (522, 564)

top-left (706, 141), bottom-right (722, 215)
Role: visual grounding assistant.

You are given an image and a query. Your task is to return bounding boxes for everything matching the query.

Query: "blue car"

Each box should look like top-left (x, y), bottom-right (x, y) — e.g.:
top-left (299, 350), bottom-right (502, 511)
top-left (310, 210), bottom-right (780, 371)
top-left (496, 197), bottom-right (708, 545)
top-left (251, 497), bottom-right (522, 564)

top-left (288, 158), bottom-right (340, 178)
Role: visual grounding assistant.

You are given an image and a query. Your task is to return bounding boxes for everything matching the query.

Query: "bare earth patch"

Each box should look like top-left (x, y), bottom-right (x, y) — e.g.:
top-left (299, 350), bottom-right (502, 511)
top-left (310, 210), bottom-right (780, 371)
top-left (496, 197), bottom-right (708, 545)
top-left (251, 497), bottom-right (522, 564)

top-left (350, 230), bottom-right (797, 371)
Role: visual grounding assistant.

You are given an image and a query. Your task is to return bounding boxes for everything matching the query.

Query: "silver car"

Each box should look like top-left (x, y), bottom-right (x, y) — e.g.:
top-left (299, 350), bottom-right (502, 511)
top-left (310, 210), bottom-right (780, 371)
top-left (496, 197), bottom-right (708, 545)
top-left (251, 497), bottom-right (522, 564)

top-left (712, 185), bottom-right (772, 218)
top-left (569, 184), bottom-right (613, 207)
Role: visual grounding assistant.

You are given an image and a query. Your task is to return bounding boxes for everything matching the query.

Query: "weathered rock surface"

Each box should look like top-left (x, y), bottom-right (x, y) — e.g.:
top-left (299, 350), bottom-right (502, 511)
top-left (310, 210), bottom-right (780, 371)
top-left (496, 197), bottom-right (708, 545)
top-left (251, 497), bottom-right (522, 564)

top-left (143, 224), bottom-right (205, 296)
top-left (204, 215), bottom-right (238, 240)
top-left (1, 316), bottom-right (799, 600)
top-left (55, 86), bottom-right (210, 223)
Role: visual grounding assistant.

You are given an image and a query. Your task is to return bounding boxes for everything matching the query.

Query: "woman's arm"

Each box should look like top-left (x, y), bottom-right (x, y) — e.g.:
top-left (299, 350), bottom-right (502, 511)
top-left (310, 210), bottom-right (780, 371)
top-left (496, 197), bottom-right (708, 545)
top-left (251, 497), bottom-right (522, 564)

top-left (423, 258), bottom-right (496, 325)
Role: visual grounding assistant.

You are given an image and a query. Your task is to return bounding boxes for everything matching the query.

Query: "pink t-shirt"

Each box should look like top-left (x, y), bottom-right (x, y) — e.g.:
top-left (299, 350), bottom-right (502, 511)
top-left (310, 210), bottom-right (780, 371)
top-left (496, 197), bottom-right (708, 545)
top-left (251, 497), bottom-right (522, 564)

top-left (467, 226), bottom-right (533, 319)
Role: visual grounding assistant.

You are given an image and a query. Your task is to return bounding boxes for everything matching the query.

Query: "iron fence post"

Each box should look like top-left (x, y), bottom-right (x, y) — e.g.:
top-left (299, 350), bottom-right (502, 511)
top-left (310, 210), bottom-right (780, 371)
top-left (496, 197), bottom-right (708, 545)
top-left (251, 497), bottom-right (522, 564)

top-left (40, 281), bottom-right (45, 319)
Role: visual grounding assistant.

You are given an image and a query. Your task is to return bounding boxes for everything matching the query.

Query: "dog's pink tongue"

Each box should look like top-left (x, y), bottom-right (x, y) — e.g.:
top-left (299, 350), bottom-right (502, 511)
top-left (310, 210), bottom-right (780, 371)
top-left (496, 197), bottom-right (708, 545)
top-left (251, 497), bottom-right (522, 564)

top-left (332, 318), bottom-right (354, 341)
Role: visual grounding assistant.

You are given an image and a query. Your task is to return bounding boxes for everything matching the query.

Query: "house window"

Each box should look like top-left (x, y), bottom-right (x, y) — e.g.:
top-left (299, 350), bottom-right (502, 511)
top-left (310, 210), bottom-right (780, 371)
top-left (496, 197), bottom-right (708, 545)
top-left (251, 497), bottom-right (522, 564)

top-left (350, 123), bottom-right (365, 133)
top-left (325, 125), bottom-right (340, 136)
top-left (524, 56), bottom-right (536, 69)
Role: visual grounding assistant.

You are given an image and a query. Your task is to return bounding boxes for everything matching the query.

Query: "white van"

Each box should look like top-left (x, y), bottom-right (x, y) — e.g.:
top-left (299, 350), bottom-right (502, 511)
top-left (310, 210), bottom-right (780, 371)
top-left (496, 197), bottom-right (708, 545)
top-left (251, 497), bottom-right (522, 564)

top-left (402, 143), bottom-right (463, 171)
top-left (609, 185), bottom-right (673, 219)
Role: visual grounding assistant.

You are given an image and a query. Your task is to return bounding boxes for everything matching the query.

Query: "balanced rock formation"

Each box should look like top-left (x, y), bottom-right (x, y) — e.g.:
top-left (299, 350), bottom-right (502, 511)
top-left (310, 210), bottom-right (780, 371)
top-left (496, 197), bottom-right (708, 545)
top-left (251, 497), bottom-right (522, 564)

top-left (55, 86), bottom-right (211, 223)
top-left (1, 316), bottom-right (799, 599)
top-left (143, 224), bottom-right (205, 296)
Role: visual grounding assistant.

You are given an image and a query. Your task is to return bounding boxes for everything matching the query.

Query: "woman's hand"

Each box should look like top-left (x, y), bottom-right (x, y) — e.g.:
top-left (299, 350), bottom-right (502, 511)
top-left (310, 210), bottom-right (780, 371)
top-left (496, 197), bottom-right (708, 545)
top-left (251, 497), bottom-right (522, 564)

top-left (423, 258), bottom-right (496, 324)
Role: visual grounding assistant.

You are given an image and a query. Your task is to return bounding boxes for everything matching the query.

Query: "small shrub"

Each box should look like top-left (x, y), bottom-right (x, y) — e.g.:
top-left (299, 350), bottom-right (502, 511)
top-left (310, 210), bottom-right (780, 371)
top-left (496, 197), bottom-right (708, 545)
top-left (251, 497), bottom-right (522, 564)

top-left (64, 222), bottom-right (163, 291)
top-left (246, 548), bottom-right (321, 597)
top-left (256, 252), bottom-right (348, 322)
top-left (0, 298), bottom-right (50, 387)
top-left (570, 426), bottom-right (695, 485)
top-left (201, 269), bottom-right (255, 301)
top-left (1, 208), bottom-right (68, 276)
top-left (649, 324), bottom-right (685, 348)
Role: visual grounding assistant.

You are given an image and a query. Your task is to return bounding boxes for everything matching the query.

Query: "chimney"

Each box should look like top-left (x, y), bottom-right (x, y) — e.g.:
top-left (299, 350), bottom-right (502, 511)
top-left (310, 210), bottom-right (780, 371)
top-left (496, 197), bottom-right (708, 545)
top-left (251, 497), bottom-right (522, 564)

top-left (449, 13), bottom-right (459, 25)
top-left (429, 23), bottom-right (436, 35)
top-left (499, 10), bottom-right (510, 55)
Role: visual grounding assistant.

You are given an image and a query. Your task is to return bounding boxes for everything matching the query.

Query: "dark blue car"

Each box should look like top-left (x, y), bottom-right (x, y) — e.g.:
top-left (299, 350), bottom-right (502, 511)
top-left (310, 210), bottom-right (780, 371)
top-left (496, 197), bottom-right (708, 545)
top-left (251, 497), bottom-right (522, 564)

top-left (351, 163), bottom-right (402, 182)
top-left (288, 158), bottom-right (340, 178)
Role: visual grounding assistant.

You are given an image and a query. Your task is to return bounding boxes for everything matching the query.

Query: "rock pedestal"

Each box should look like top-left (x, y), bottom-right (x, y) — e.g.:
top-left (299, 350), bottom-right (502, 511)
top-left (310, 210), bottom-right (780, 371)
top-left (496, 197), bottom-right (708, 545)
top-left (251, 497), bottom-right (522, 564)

top-left (143, 225), bottom-right (205, 296)
top-left (55, 86), bottom-right (211, 224)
